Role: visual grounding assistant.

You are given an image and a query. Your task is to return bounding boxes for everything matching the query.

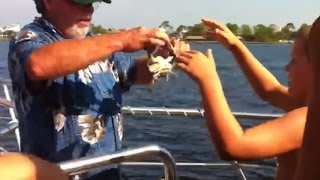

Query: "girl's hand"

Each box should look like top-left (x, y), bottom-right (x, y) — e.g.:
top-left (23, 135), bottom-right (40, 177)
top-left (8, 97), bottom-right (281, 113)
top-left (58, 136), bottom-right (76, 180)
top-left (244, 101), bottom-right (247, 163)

top-left (202, 18), bottom-right (241, 50)
top-left (176, 49), bottom-right (217, 83)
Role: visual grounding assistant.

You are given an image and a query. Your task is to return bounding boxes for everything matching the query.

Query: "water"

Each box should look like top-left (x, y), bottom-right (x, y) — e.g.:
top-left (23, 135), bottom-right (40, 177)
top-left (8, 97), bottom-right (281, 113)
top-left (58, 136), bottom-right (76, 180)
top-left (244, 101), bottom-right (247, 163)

top-left (0, 41), bottom-right (291, 179)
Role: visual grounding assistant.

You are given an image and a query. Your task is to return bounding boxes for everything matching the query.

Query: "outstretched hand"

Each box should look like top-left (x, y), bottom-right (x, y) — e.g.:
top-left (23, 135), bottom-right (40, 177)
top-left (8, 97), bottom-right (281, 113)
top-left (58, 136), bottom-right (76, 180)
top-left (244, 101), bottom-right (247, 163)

top-left (176, 49), bottom-right (217, 83)
top-left (170, 38), bottom-right (191, 56)
top-left (202, 18), bottom-right (241, 50)
top-left (152, 38), bottom-right (191, 58)
top-left (120, 27), bottom-right (170, 53)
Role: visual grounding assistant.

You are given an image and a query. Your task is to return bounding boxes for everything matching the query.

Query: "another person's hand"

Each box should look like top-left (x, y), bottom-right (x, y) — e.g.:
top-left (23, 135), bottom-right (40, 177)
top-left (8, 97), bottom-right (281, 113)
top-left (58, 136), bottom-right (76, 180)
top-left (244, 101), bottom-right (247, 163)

top-left (171, 38), bottom-right (191, 56)
top-left (176, 49), bottom-right (216, 83)
top-left (153, 38), bottom-right (191, 58)
top-left (120, 27), bottom-right (170, 53)
top-left (202, 18), bottom-right (241, 50)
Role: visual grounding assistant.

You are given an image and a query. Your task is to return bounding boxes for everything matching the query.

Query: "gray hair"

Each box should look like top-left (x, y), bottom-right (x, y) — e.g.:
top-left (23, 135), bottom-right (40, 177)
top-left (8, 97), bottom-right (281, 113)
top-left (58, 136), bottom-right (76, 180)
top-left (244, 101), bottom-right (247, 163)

top-left (33, 0), bottom-right (46, 14)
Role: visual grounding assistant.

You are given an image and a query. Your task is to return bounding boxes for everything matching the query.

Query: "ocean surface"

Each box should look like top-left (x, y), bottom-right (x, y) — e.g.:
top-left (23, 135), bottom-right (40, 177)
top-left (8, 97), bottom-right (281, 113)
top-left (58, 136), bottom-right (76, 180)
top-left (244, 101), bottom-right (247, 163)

top-left (0, 41), bottom-right (291, 179)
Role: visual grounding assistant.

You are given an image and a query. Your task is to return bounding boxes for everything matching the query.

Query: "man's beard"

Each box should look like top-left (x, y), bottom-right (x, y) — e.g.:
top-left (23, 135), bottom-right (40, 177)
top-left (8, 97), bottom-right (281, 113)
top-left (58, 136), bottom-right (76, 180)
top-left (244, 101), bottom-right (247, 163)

top-left (66, 25), bottom-right (89, 39)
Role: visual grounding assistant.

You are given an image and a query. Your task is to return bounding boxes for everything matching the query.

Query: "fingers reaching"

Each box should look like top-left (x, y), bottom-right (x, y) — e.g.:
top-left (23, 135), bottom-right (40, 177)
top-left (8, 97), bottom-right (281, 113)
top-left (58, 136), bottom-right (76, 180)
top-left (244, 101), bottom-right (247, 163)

top-left (176, 63), bottom-right (188, 71)
top-left (205, 30), bottom-right (216, 40)
top-left (176, 53), bottom-right (191, 65)
top-left (202, 18), bottom-right (224, 30)
top-left (179, 51), bottom-right (196, 58)
top-left (206, 49), bottom-right (213, 60)
top-left (171, 40), bottom-right (191, 56)
top-left (176, 49), bottom-right (217, 83)
top-left (185, 43), bottom-right (191, 52)
top-left (176, 51), bottom-right (201, 66)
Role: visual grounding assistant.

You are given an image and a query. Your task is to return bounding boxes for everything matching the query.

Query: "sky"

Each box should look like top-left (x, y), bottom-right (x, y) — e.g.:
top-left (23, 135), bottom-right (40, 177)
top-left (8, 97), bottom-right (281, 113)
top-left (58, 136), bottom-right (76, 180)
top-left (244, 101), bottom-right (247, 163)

top-left (0, 0), bottom-right (319, 30)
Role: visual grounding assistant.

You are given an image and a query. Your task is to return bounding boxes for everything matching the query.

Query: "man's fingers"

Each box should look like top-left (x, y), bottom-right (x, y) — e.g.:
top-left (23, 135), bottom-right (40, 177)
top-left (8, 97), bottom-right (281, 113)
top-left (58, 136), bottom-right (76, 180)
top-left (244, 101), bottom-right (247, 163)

top-left (170, 37), bottom-right (179, 45)
top-left (148, 28), bottom-right (170, 43)
top-left (149, 38), bottom-right (166, 46)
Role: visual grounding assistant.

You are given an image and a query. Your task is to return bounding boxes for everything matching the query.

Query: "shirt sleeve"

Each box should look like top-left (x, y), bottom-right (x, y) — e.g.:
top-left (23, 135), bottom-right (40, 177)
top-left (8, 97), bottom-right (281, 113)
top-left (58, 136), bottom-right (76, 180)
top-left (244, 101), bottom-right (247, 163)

top-left (8, 29), bottom-right (48, 95)
top-left (110, 52), bottom-right (136, 92)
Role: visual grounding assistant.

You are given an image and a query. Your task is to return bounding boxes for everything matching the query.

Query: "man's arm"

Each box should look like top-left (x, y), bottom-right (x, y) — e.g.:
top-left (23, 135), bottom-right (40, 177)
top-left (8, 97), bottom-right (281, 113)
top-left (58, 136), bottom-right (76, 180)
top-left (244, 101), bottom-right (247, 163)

top-left (26, 27), bottom-right (169, 81)
top-left (27, 34), bottom-right (123, 81)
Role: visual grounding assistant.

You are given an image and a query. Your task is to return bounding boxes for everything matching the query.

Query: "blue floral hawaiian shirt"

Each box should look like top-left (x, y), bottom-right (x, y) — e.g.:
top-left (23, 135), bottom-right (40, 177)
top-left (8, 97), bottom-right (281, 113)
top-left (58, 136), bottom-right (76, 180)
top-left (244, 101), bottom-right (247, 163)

top-left (8, 18), bottom-right (136, 179)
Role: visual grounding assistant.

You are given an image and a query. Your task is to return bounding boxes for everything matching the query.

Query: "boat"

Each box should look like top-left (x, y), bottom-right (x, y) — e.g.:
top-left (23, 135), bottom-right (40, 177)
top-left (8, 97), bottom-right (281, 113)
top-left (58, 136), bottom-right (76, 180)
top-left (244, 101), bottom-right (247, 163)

top-left (0, 84), bottom-right (280, 180)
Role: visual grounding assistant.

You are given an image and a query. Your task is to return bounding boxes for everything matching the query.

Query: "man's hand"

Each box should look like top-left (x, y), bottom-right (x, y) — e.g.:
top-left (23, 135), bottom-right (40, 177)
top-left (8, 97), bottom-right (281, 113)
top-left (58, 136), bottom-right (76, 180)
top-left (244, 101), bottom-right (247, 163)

top-left (120, 27), bottom-right (170, 53)
top-left (153, 38), bottom-right (191, 58)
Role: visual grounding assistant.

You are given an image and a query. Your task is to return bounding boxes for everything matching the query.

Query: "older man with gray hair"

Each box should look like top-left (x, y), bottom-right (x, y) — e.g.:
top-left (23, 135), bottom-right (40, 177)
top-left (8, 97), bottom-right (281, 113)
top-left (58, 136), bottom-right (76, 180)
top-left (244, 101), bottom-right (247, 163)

top-left (8, 0), bottom-right (185, 179)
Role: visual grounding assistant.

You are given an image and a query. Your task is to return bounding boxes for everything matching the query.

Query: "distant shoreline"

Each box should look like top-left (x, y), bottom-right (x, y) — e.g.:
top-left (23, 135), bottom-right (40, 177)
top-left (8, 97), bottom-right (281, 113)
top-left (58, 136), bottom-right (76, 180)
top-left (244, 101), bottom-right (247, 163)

top-left (0, 38), bottom-right (11, 41)
top-left (0, 38), bottom-right (292, 44)
top-left (188, 41), bottom-right (293, 44)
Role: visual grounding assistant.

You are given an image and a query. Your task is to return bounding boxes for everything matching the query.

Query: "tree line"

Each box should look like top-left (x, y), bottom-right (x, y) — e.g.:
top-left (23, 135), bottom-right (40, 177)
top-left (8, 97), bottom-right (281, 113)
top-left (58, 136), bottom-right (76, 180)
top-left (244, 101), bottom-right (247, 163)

top-left (90, 21), bottom-right (311, 42)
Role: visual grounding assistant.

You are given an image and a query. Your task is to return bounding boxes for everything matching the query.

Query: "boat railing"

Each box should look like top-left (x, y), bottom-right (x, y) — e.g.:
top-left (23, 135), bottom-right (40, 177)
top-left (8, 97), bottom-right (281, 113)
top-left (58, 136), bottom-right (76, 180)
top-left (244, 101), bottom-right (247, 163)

top-left (0, 107), bottom-right (283, 138)
top-left (0, 106), bottom-right (279, 180)
top-left (59, 145), bottom-right (176, 180)
top-left (0, 120), bottom-right (18, 137)
top-left (0, 106), bottom-right (283, 139)
top-left (0, 85), bottom-right (280, 179)
top-left (122, 106), bottom-right (283, 119)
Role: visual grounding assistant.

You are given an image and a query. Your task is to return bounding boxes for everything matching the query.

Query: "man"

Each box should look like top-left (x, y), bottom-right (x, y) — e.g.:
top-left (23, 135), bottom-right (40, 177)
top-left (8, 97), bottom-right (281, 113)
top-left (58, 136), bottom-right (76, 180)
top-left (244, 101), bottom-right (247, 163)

top-left (8, 0), bottom-right (182, 179)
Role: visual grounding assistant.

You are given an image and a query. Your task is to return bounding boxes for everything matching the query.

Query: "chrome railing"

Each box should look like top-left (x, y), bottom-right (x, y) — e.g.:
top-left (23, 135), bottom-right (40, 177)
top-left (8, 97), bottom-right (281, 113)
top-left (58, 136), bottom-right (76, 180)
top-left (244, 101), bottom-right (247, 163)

top-left (0, 121), bottom-right (18, 137)
top-left (0, 107), bottom-right (283, 137)
top-left (0, 97), bottom-right (14, 108)
top-left (0, 106), bottom-right (278, 179)
top-left (2, 84), bottom-right (20, 150)
top-left (59, 145), bottom-right (176, 180)
top-left (0, 84), bottom-right (279, 179)
top-left (121, 106), bottom-right (283, 119)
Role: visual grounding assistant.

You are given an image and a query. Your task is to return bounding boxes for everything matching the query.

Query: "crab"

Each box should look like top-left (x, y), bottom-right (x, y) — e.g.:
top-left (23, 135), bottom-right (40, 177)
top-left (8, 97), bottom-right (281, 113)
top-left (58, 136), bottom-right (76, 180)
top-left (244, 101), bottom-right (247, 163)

top-left (147, 44), bottom-right (177, 91)
top-left (148, 54), bottom-right (175, 78)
